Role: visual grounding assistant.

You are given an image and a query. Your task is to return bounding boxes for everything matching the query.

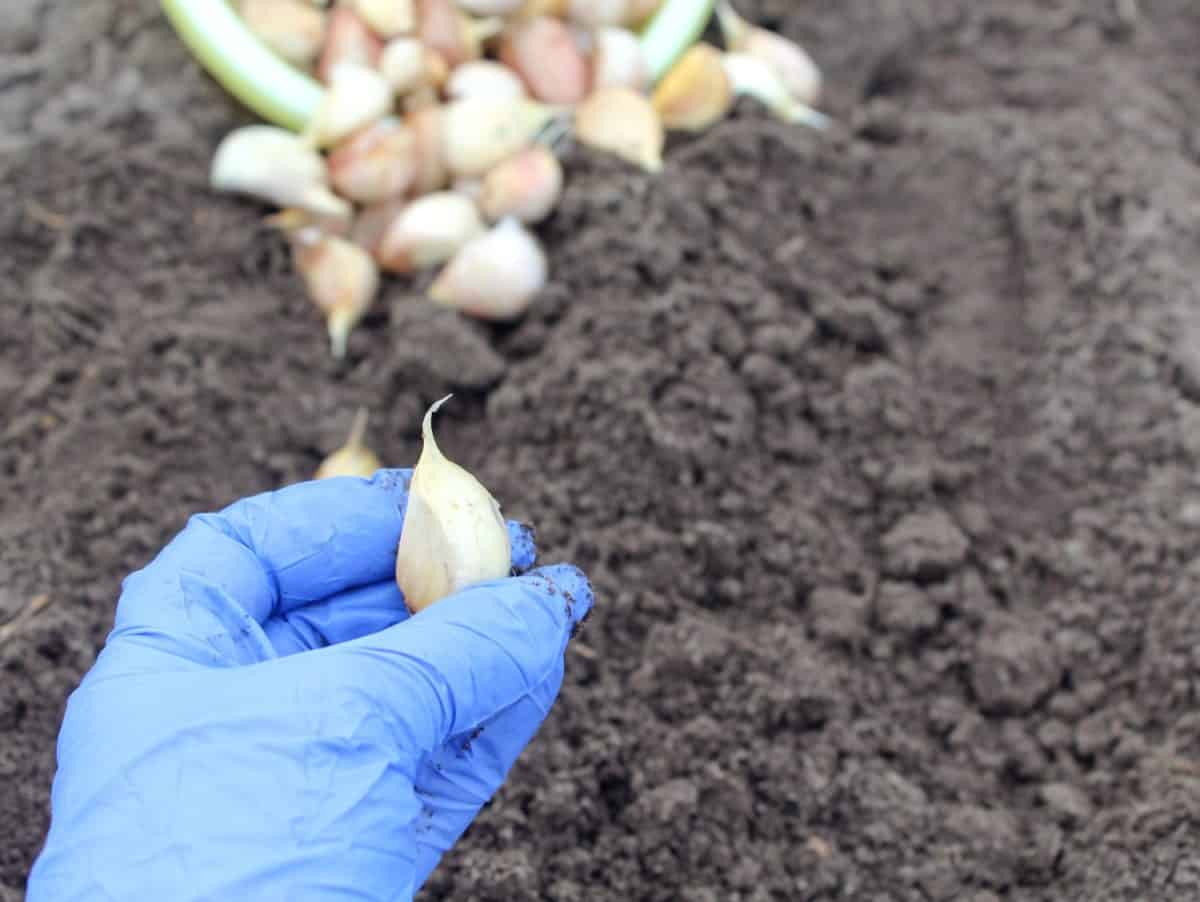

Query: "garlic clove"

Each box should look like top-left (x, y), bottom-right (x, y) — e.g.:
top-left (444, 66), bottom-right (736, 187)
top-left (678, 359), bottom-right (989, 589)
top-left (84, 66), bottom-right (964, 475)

top-left (315, 407), bottom-right (383, 479)
top-left (566, 0), bottom-right (628, 27)
top-left (394, 395), bottom-right (511, 614)
top-left (405, 105), bottom-right (450, 194)
top-left (457, 0), bottom-right (524, 13)
top-left (498, 17), bottom-right (590, 105)
top-left (445, 60), bottom-right (529, 102)
top-left (417, 0), bottom-right (503, 67)
top-left (239, 0), bottom-right (327, 67)
top-left (377, 191), bottom-right (486, 273)
top-left (318, 5), bottom-right (383, 84)
top-left (716, 0), bottom-right (821, 105)
top-left (305, 61), bottom-right (395, 149)
top-left (287, 226), bottom-right (380, 358)
top-left (479, 145), bottom-right (563, 224)
top-left (429, 217), bottom-right (547, 321)
top-left (590, 26), bottom-right (649, 91)
top-left (211, 125), bottom-right (352, 218)
top-left (327, 117), bottom-right (418, 204)
top-left (721, 52), bottom-right (830, 129)
top-left (441, 97), bottom-right (561, 177)
top-left (516, 0), bottom-right (568, 18)
top-left (651, 42), bottom-right (734, 132)
top-left (379, 36), bottom-right (425, 93)
top-left (350, 197), bottom-right (408, 256)
top-left (574, 86), bottom-right (664, 172)
top-left (353, 0), bottom-right (415, 39)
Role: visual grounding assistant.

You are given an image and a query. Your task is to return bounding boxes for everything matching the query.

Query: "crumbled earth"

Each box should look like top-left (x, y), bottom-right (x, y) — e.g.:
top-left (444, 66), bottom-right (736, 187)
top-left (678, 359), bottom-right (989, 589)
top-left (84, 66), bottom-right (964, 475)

top-left (5, 0), bottom-right (1200, 899)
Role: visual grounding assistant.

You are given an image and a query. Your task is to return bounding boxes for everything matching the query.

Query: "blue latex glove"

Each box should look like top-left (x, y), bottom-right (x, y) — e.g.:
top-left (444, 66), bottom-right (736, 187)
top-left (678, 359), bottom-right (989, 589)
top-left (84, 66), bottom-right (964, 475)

top-left (26, 469), bottom-right (593, 901)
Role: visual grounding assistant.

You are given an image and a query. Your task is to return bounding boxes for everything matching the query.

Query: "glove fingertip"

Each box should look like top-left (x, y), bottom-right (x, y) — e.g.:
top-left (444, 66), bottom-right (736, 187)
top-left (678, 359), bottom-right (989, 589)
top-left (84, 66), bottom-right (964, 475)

top-left (506, 521), bottom-right (537, 574)
top-left (520, 564), bottom-right (595, 632)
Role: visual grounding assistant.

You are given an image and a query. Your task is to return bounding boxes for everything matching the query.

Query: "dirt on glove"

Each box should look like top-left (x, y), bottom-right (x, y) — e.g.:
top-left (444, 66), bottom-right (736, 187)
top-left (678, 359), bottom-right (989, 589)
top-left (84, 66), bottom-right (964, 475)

top-left (5, 0), bottom-right (1200, 899)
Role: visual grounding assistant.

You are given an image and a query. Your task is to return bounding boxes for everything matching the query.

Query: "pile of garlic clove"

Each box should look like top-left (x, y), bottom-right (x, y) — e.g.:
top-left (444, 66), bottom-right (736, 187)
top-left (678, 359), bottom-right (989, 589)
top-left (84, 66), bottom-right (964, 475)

top-left (210, 0), bottom-right (826, 358)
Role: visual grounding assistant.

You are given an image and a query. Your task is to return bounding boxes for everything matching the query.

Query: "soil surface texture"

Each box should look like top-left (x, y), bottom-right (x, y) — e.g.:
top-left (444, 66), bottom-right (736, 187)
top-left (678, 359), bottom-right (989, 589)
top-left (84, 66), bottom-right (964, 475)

top-left (5, 0), bottom-right (1200, 899)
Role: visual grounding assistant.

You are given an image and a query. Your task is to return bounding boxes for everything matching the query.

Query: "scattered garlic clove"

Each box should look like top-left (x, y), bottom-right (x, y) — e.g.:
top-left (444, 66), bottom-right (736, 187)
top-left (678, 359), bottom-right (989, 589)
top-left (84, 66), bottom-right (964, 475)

top-left (716, 0), bottom-right (821, 106)
top-left (590, 26), bottom-right (649, 91)
top-left (306, 61), bottom-right (394, 148)
top-left (479, 145), bottom-right (563, 224)
top-left (429, 217), bottom-right (547, 320)
top-left (441, 97), bottom-right (561, 177)
top-left (394, 395), bottom-right (511, 615)
top-left (574, 86), bottom-right (663, 172)
top-left (721, 52), bottom-right (830, 129)
top-left (457, 0), bottom-right (524, 13)
top-left (405, 105), bottom-right (450, 194)
top-left (287, 226), bottom-right (380, 358)
top-left (327, 117), bottom-right (418, 205)
top-left (566, 0), bottom-right (628, 27)
top-left (315, 407), bottom-right (382, 479)
top-left (417, 0), bottom-right (503, 67)
top-left (498, 17), bottom-right (590, 105)
top-left (379, 37), bottom-right (426, 93)
top-left (353, 0), bottom-right (415, 38)
top-left (377, 191), bottom-right (485, 273)
top-left (211, 125), bottom-right (352, 218)
top-left (318, 6), bottom-right (383, 84)
top-left (351, 197), bottom-right (407, 256)
top-left (445, 60), bottom-right (529, 101)
top-left (652, 42), bottom-right (733, 132)
top-left (239, 0), bottom-right (327, 67)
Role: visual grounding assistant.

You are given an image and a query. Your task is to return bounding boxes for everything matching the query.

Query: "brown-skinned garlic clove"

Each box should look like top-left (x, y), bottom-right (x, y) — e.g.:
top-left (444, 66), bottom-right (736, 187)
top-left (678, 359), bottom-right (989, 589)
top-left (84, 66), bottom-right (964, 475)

top-left (574, 86), bottom-right (664, 172)
top-left (429, 217), bottom-right (547, 321)
top-left (394, 395), bottom-right (511, 614)
top-left (376, 191), bottom-right (486, 273)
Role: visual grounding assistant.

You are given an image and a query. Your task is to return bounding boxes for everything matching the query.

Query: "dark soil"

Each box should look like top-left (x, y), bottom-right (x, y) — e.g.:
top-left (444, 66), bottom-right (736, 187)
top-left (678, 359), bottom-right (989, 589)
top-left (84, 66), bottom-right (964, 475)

top-left (5, 0), bottom-right (1200, 898)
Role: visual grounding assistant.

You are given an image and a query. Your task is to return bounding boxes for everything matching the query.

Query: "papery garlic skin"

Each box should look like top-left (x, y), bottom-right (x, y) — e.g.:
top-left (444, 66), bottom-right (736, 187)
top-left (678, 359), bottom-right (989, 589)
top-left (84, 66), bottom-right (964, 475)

top-left (446, 60), bottom-right (529, 101)
top-left (429, 217), bottom-right (547, 320)
top-left (239, 0), bottom-right (327, 67)
top-left (395, 395), bottom-right (511, 614)
top-left (377, 191), bottom-right (486, 273)
top-left (574, 87), bottom-right (664, 172)
top-left (307, 61), bottom-right (394, 149)
top-left (211, 125), bottom-right (351, 218)
top-left (315, 407), bottom-right (382, 479)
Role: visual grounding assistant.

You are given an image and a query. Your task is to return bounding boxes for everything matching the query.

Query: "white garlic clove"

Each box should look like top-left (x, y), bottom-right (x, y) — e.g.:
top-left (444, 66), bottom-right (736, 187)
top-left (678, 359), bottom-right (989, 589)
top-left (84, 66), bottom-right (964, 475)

top-left (429, 217), bottom-right (547, 320)
top-left (211, 125), bottom-right (351, 218)
top-left (380, 37), bottom-right (433, 94)
top-left (716, 0), bottom-right (821, 106)
top-left (590, 26), bottom-right (649, 91)
top-left (353, 0), bottom-right (415, 38)
top-left (305, 61), bottom-right (395, 149)
top-left (377, 190), bottom-right (486, 273)
top-left (441, 97), bottom-right (561, 177)
top-left (394, 395), bottom-right (511, 614)
top-left (574, 86), bottom-right (664, 172)
top-left (445, 60), bottom-right (529, 102)
top-left (479, 144), bottom-right (563, 224)
top-left (315, 407), bottom-right (382, 479)
top-left (327, 117), bottom-right (418, 204)
top-left (721, 52), bottom-right (830, 129)
top-left (239, 0), bottom-right (327, 67)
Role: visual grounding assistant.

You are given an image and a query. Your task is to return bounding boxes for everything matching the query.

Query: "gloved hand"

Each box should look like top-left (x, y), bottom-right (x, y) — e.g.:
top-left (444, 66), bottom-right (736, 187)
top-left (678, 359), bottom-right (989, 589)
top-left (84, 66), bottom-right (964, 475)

top-left (26, 469), bottom-right (592, 901)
